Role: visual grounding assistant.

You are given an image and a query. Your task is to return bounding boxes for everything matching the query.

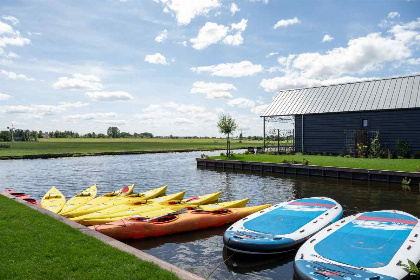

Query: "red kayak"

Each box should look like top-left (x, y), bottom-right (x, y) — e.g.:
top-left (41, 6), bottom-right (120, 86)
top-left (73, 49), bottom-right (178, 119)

top-left (4, 189), bottom-right (42, 207)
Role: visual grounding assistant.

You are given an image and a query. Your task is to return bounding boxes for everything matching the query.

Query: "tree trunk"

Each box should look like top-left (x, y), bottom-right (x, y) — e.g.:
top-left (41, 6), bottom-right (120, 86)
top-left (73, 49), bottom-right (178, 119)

top-left (227, 133), bottom-right (229, 157)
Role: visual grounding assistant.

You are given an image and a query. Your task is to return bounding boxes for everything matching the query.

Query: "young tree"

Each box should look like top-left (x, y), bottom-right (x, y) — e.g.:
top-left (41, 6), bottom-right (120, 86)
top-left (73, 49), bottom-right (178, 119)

top-left (217, 114), bottom-right (237, 157)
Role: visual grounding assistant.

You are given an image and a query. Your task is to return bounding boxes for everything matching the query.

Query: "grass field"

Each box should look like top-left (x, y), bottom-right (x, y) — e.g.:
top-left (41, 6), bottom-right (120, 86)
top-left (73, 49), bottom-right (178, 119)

top-left (211, 154), bottom-right (420, 172)
top-left (0, 138), bottom-right (262, 158)
top-left (0, 195), bottom-right (179, 280)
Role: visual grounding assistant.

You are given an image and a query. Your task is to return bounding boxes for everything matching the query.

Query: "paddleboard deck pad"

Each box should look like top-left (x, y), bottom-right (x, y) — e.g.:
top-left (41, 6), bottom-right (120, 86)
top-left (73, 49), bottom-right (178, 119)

top-left (294, 210), bottom-right (420, 280)
top-left (223, 197), bottom-right (343, 254)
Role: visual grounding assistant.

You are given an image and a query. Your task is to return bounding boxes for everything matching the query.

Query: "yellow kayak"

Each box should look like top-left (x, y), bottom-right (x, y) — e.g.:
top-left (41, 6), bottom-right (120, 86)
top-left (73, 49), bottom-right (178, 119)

top-left (65, 184), bottom-right (135, 218)
top-left (41, 186), bottom-right (66, 214)
top-left (79, 197), bottom-right (248, 226)
top-left (73, 191), bottom-right (187, 223)
top-left (77, 191), bottom-right (222, 225)
top-left (59, 184), bottom-right (97, 215)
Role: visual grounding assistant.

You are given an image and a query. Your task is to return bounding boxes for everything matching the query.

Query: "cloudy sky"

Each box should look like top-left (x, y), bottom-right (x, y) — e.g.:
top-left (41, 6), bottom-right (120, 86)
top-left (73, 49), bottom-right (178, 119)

top-left (0, 0), bottom-right (419, 136)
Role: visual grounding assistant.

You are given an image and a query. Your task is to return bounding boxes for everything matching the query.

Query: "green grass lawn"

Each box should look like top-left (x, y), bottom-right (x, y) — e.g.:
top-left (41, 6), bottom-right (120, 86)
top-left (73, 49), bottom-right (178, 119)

top-left (211, 154), bottom-right (420, 172)
top-left (0, 195), bottom-right (179, 280)
top-left (0, 138), bottom-right (262, 158)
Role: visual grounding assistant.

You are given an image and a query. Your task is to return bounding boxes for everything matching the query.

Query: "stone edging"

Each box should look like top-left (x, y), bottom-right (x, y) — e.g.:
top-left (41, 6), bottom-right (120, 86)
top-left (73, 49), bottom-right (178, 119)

top-left (1, 192), bottom-right (205, 280)
top-left (197, 158), bottom-right (420, 184)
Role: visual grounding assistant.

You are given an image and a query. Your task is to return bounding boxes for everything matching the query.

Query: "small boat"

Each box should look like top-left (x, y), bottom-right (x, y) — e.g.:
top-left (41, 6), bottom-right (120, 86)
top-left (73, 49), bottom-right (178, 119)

top-left (90, 204), bottom-right (271, 239)
top-left (75, 191), bottom-right (223, 225)
top-left (59, 184), bottom-right (97, 215)
top-left (80, 198), bottom-right (250, 226)
top-left (65, 185), bottom-right (166, 218)
top-left (73, 191), bottom-right (188, 224)
top-left (224, 197), bottom-right (343, 254)
top-left (4, 189), bottom-right (42, 207)
top-left (294, 210), bottom-right (420, 280)
top-left (65, 184), bottom-right (135, 217)
top-left (40, 186), bottom-right (66, 213)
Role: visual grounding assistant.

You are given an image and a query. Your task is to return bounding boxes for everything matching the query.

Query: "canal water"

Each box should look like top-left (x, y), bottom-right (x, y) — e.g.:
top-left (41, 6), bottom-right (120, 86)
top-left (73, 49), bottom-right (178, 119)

top-left (1, 151), bottom-right (419, 279)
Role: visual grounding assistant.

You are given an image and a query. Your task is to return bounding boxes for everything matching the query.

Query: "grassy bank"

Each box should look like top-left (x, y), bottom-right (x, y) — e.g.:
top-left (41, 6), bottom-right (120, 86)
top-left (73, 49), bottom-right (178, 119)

top-left (0, 138), bottom-right (261, 159)
top-left (210, 154), bottom-right (420, 172)
top-left (0, 195), bottom-right (179, 280)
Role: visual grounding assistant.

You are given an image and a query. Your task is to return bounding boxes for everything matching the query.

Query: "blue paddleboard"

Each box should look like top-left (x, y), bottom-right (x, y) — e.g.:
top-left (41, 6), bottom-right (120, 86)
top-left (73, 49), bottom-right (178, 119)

top-left (223, 197), bottom-right (343, 254)
top-left (294, 210), bottom-right (420, 280)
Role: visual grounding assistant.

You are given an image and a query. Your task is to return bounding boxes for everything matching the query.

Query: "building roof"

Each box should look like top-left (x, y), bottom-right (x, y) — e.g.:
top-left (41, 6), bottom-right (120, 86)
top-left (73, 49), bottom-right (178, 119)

top-left (261, 74), bottom-right (420, 117)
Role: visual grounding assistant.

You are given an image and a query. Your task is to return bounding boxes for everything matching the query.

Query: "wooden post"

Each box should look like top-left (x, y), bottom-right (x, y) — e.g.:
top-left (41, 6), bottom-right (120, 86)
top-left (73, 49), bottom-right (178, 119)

top-left (277, 129), bottom-right (280, 154)
top-left (263, 117), bottom-right (266, 151)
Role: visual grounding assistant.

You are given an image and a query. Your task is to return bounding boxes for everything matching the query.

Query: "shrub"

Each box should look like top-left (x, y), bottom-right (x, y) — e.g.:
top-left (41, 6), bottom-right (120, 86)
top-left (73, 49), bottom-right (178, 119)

top-left (416, 166), bottom-right (420, 172)
top-left (322, 152), bottom-right (328, 156)
top-left (302, 158), bottom-right (309, 165)
top-left (200, 154), bottom-right (209, 159)
top-left (398, 259), bottom-right (420, 279)
top-left (396, 139), bottom-right (411, 158)
top-left (344, 155), bottom-right (351, 158)
top-left (356, 143), bottom-right (368, 158)
top-left (402, 177), bottom-right (411, 185)
top-left (220, 152), bottom-right (225, 157)
top-left (244, 150), bottom-right (250, 155)
top-left (387, 149), bottom-right (394, 159)
top-left (412, 151), bottom-right (420, 159)
top-left (370, 132), bottom-right (382, 158)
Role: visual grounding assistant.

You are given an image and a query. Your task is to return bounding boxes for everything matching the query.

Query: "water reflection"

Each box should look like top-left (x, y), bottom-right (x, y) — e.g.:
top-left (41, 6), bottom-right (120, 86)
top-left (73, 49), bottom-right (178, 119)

top-left (1, 151), bottom-right (419, 280)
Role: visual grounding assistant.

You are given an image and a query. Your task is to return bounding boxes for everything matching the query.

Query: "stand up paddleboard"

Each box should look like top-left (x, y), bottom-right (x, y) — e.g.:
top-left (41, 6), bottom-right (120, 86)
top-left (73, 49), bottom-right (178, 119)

top-left (294, 210), bottom-right (420, 280)
top-left (223, 197), bottom-right (343, 254)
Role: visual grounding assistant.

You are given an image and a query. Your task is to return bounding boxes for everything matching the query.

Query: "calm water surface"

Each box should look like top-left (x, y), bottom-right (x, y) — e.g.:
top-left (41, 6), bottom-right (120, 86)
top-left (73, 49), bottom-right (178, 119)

top-left (1, 151), bottom-right (419, 280)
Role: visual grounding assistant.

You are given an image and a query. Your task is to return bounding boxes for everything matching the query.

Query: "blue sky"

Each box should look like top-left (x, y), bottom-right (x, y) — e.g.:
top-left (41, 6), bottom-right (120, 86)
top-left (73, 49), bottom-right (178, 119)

top-left (0, 0), bottom-right (419, 136)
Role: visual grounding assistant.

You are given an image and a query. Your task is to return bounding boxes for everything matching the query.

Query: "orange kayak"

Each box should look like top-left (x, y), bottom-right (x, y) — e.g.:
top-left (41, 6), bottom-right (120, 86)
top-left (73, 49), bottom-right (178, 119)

top-left (90, 204), bottom-right (271, 239)
top-left (4, 189), bottom-right (42, 207)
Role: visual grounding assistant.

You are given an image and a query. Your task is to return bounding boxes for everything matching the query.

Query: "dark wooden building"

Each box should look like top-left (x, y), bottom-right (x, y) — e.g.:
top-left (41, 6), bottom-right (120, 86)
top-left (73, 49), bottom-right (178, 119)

top-left (262, 74), bottom-right (420, 155)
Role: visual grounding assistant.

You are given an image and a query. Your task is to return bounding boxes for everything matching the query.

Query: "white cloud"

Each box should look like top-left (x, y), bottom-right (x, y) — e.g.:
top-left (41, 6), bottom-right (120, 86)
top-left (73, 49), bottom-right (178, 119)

top-left (407, 58), bottom-right (420, 64)
top-left (293, 32), bottom-right (411, 79)
top-left (0, 104), bottom-right (66, 116)
top-left (95, 119), bottom-right (127, 125)
top-left (190, 22), bottom-right (228, 50)
top-left (191, 61), bottom-right (263, 77)
top-left (145, 53), bottom-right (168, 65)
top-left (0, 69), bottom-right (35, 81)
top-left (223, 32), bottom-right (244, 46)
top-left (231, 18), bottom-right (247, 32)
top-left (2, 16), bottom-right (19, 26)
top-left (63, 112), bottom-right (117, 120)
top-left (260, 71), bottom-right (378, 92)
top-left (4, 52), bottom-right (19, 59)
top-left (85, 91), bottom-right (133, 101)
top-left (52, 73), bottom-right (103, 91)
top-left (155, 29), bottom-right (168, 43)
top-left (228, 97), bottom-right (255, 108)
top-left (190, 19), bottom-right (247, 50)
top-left (191, 81), bottom-right (236, 99)
top-left (58, 101), bottom-right (89, 108)
top-left (274, 17), bottom-right (301, 29)
top-left (266, 52), bottom-right (278, 57)
top-left (0, 93), bottom-right (12, 100)
top-left (0, 30), bottom-right (30, 48)
top-left (0, 21), bottom-right (13, 34)
top-left (251, 104), bottom-right (268, 115)
top-left (230, 3), bottom-right (240, 16)
top-left (322, 34), bottom-right (334, 43)
top-left (388, 12), bottom-right (400, 19)
top-left (154, 0), bottom-right (221, 25)
top-left (388, 18), bottom-right (420, 44)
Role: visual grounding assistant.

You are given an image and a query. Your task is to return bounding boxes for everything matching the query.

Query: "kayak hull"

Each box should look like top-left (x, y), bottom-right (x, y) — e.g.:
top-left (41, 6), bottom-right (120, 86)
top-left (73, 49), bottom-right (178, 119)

top-left (79, 197), bottom-right (249, 226)
top-left (4, 189), bottom-right (42, 207)
top-left (91, 204), bottom-right (271, 239)
top-left (41, 186), bottom-right (66, 213)
top-left (59, 184), bottom-right (97, 215)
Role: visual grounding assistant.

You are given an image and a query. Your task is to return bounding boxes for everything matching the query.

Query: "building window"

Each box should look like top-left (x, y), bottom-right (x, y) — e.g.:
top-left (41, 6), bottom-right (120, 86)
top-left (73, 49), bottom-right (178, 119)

top-left (362, 119), bottom-right (369, 128)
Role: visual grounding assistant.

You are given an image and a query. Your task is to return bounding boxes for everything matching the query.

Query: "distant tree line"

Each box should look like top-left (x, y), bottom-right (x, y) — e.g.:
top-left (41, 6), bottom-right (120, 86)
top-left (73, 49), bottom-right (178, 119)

top-left (0, 127), bottom-right (154, 142)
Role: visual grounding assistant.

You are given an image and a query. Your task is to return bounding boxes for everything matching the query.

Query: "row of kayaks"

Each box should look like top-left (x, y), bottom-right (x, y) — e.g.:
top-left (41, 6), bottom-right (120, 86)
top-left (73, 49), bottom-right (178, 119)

top-left (223, 197), bottom-right (420, 280)
top-left (36, 185), bottom-right (270, 231)
top-left (6, 187), bottom-right (420, 280)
